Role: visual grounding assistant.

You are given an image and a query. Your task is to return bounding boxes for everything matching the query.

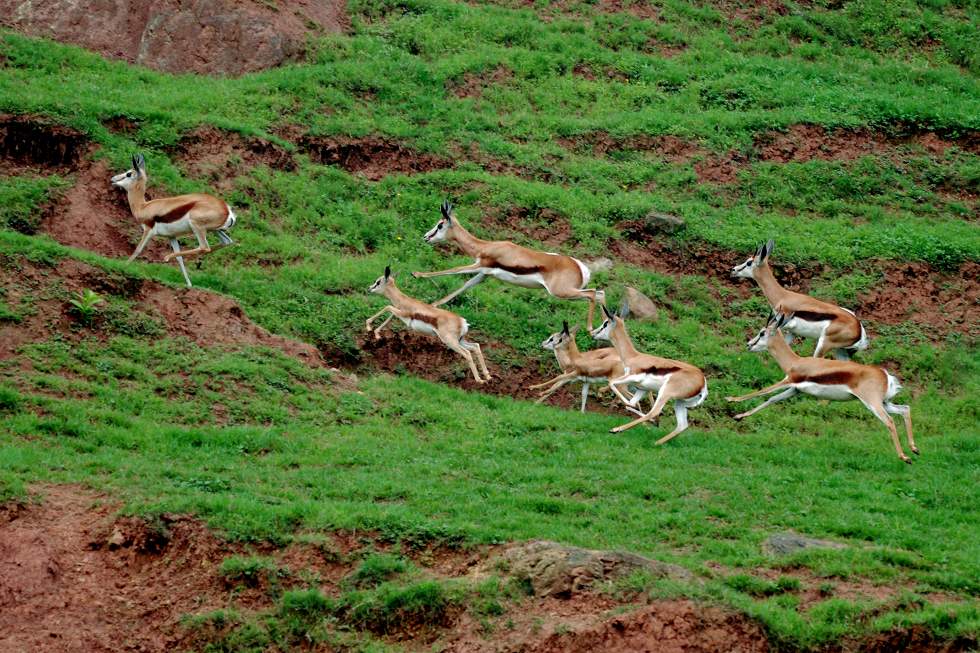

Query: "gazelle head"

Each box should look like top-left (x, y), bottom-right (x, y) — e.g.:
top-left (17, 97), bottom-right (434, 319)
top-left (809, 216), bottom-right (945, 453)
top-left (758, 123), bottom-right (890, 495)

top-left (542, 320), bottom-right (578, 351)
top-left (423, 200), bottom-right (457, 244)
top-left (747, 312), bottom-right (789, 351)
top-left (111, 153), bottom-right (146, 190)
top-left (590, 301), bottom-right (629, 341)
top-left (731, 239), bottom-right (774, 279)
top-left (369, 265), bottom-right (394, 294)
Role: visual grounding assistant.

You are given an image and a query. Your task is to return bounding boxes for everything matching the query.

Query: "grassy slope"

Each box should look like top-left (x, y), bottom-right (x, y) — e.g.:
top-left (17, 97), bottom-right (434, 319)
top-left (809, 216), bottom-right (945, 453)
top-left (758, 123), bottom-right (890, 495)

top-left (1, 0), bottom-right (979, 648)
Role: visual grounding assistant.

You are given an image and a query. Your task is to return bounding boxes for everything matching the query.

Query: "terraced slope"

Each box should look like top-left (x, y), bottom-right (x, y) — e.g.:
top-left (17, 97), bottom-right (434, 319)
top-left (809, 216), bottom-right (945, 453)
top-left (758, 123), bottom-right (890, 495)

top-left (0, 0), bottom-right (978, 650)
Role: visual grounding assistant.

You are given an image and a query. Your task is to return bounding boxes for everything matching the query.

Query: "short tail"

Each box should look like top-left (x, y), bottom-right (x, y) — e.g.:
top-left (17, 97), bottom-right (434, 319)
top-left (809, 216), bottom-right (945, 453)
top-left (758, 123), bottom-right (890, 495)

top-left (846, 323), bottom-right (870, 352)
top-left (884, 371), bottom-right (902, 401)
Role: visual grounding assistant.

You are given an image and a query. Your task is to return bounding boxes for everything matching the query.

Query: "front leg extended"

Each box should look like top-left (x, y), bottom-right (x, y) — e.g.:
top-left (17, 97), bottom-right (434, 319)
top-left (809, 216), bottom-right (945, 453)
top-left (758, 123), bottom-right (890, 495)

top-left (529, 370), bottom-right (577, 391)
top-left (365, 306), bottom-right (394, 332)
top-left (432, 272), bottom-right (486, 307)
top-left (412, 262), bottom-right (484, 279)
top-left (726, 378), bottom-right (791, 403)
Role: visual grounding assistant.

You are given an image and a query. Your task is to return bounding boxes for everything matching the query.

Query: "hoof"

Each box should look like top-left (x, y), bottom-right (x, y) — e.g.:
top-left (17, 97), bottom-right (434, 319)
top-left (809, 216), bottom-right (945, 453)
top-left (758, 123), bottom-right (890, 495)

top-left (733, 414), bottom-right (744, 421)
top-left (902, 456), bottom-right (912, 465)
top-left (912, 447), bottom-right (920, 455)
top-left (725, 396), bottom-right (737, 402)
top-left (609, 428), bottom-right (620, 434)
top-left (411, 271), bottom-right (422, 278)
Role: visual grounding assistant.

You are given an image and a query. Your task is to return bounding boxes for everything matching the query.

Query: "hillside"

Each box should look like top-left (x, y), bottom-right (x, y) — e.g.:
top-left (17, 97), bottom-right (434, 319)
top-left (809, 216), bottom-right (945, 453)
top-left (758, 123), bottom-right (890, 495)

top-left (0, 0), bottom-right (978, 650)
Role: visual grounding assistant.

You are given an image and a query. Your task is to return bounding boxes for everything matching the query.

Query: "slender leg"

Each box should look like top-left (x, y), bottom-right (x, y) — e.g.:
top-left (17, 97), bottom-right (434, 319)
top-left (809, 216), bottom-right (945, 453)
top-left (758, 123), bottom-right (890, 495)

top-left (444, 339), bottom-right (484, 383)
top-left (462, 340), bottom-right (491, 381)
top-left (610, 387), bottom-right (672, 434)
top-left (216, 229), bottom-right (234, 246)
top-left (412, 263), bottom-right (484, 279)
top-left (733, 387), bottom-right (797, 420)
top-left (580, 382), bottom-right (590, 412)
top-left (535, 378), bottom-right (573, 404)
top-left (530, 371), bottom-right (577, 391)
top-left (726, 378), bottom-right (792, 403)
top-left (833, 348), bottom-right (853, 361)
top-left (164, 222), bottom-right (211, 261)
top-left (866, 400), bottom-right (911, 463)
top-left (886, 402), bottom-right (918, 455)
top-left (432, 272), bottom-right (486, 307)
top-left (365, 306), bottom-right (394, 332)
top-left (655, 403), bottom-right (689, 445)
top-left (169, 239), bottom-right (192, 288)
top-left (608, 377), bottom-right (636, 407)
top-left (373, 315), bottom-right (395, 339)
top-left (128, 226), bottom-right (154, 262)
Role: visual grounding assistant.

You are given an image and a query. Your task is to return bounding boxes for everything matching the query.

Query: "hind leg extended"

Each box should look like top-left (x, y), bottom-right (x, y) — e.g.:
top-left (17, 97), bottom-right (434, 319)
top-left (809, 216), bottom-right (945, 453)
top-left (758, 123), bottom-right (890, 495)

top-left (462, 339), bottom-right (491, 381)
top-left (165, 222), bottom-right (211, 261)
top-left (610, 385), bottom-right (679, 434)
top-left (553, 287), bottom-right (605, 331)
top-left (886, 402), bottom-right (918, 455)
top-left (866, 400), bottom-right (911, 464)
top-left (444, 337), bottom-right (484, 384)
top-left (655, 402), bottom-right (690, 445)
top-left (169, 239), bottom-right (192, 288)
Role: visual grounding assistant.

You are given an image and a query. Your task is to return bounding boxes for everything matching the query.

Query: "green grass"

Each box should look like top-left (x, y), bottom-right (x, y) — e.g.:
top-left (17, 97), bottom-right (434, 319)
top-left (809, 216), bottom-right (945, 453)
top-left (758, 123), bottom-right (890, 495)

top-left (0, 0), bottom-right (978, 648)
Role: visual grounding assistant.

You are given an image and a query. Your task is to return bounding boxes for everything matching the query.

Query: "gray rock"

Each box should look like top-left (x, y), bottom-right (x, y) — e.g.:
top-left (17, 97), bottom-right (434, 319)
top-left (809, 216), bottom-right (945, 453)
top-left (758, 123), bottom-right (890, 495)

top-left (643, 210), bottom-right (686, 234)
top-left (485, 540), bottom-right (693, 598)
top-left (624, 287), bottom-right (658, 320)
top-left (763, 532), bottom-right (846, 557)
top-left (586, 257), bottom-right (614, 274)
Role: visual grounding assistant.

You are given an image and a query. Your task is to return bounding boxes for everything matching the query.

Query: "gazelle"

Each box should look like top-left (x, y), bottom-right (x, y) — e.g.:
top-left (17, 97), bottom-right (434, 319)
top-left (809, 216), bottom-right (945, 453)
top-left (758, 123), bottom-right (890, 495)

top-left (414, 201), bottom-right (606, 329)
top-left (111, 153), bottom-right (237, 287)
top-left (591, 304), bottom-right (708, 442)
top-left (366, 266), bottom-right (491, 384)
top-left (727, 313), bottom-right (917, 463)
top-left (530, 321), bottom-right (628, 413)
top-left (731, 240), bottom-right (868, 359)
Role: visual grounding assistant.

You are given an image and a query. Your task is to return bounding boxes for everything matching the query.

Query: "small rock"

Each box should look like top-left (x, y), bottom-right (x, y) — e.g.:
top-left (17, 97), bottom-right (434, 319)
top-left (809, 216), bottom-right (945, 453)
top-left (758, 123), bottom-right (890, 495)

top-left (763, 532), bottom-right (846, 557)
top-left (586, 257), bottom-right (614, 274)
top-left (482, 540), bottom-right (693, 598)
top-left (624, 287), bottom-right (658, 320)
top-left (643, 210), bottom-right (686, 234)
top-left (107, 529), bottom-right (127, 550)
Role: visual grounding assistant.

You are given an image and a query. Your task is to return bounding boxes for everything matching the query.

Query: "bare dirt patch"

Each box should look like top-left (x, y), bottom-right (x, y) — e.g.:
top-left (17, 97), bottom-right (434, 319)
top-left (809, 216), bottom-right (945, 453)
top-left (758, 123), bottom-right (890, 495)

top-left (299, 135), bottom-right (453, 181)
top-left (0, 0), bottom-right (348, 76)
top-left (169, 125), bottom-right (295, 190)
top-left (703, 0), bottom-right (789, 27)
top-left (560, 131), bottom-right (703, 163)
top-left (856, 261), bottom-right (980, 339)
top-left (448, 65), bottom-right (514, 100)
top-left (483, 205), bottom-right (574, 249)
top-left (0, 257), bottom-right (324, 366)
top-left (0, 113), bottom-right (89, 175)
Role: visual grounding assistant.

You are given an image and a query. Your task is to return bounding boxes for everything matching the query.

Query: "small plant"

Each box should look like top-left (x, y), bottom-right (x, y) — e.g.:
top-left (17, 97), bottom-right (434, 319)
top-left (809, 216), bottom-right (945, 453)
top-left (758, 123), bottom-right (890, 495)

top-left (219, 555), bottom-right (281, 587)
top-left (68, 289), bottom-right (104, 326)
top-left (345, 552), bottom-right (411, 589)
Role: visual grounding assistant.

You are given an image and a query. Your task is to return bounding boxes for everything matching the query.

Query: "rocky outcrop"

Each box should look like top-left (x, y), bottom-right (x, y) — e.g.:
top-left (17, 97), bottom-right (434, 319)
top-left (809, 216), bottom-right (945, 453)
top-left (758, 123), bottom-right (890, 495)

top-left (0, 0), bottom-right (348, 75)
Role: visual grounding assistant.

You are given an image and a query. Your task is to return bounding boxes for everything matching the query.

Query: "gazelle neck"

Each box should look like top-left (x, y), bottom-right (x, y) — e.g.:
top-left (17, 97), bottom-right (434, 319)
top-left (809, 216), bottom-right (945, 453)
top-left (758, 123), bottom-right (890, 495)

top-left (767, 329), bottom-right (800, 372)
top-left (610, 318), bottom-right (639, 362)
top-left (449, 221), bottom-right (487, 258)
top-left (125, 180), bottom-right (148, 218)
top-left (752, 262), bottom-right (787, 307)
top-left (555, 337), bottom-right (580, 370)
top-left (382, 280), bottom-right (411, 306)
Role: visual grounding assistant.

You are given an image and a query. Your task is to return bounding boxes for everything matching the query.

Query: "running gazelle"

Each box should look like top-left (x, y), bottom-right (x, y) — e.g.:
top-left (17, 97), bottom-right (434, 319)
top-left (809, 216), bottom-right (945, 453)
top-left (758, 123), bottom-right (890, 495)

top-left (732, 240), bottom-right (868, 359)
top-left (590, 303), bottom-right (708, 442)
top-left (728, 313), bottom-right (917, 463)
top-left (111, 153), bottom-right (236, 287)
top-left (414, 201), bottom-right (606, 329)
top-left (366, 266), bottom-right (491, 383)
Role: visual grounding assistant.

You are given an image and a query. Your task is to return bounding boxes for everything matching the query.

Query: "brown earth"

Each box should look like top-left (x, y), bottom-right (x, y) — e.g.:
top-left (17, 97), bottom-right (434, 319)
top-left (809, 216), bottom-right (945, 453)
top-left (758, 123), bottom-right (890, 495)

top-left (449, 64), bottom-right (514, 100)
top-left (0, 114), bottom-right (89, 175)
top-left (483, 205), bottom-right (575, 249)
top-left (299, 135), bottom-right (453, 181)
top-left (560, 131), bottom-right (703, 163)
top-left (169, 125), bottom-right (295, 190)
top-left (0, 257), bottom-right (324, 366)
top-left (0, 0), bottom-right (348, 76)
top-left (703, 0), bottom-right (789, 27)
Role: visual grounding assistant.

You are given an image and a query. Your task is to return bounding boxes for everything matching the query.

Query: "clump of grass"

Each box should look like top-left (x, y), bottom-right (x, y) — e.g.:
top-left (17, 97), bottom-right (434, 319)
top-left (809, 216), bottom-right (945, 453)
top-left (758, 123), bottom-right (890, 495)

top-left (344, 552), bottom-right (412, 589)
top-left (333, 579), bottom-right (462, 635)
top-left (218, 555), bottom-right (283, 588)
top-left (724, 573), bottom-right (800, 597)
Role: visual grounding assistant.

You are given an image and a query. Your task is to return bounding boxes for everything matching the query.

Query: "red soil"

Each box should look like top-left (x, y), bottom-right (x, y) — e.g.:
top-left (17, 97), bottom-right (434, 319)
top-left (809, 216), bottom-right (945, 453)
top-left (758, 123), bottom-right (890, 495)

top-left (449, 65), bottom-right (514, 99)
top-left (169, 125), bottom-right (295, 191)
top-left (299, 135), bottom-right (453, 181)
top-left (0, 0), bottom-right (348, 76)
top-left (561, 131), bottom-right (704, 163)
top-left (0, 114), bottom-right (89, 175)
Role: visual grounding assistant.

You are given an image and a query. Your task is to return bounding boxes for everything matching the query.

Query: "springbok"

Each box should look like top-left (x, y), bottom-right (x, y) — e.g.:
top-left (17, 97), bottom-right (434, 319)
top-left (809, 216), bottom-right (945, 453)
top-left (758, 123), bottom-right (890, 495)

top-left (731, 240), bottom-right (868, 359)
top-left (591, 304), bottom-right (708, 442)
top-left (111, 153), bottom-right (236, 287)
top-left (530, 321), bottom-right (630, 413)
top-left (727, 313), bottom-right (916, 463)
top-left (366, 266), bottom-right (491, 384)
top-left (414, 201), bottom-right (606, 329)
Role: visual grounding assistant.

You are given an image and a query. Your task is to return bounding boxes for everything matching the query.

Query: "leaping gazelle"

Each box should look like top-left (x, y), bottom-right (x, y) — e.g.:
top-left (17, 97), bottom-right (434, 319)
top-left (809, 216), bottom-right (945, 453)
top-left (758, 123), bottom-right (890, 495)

top-left (530, 321), bottom-right (629, 413)
top-left (366, 266), bottom-right (491, 384)
top-left (111, 153), bottom-right (237, 287)
top-left (732, 240), bottom-right (868, 359)
top-left (727, 313), bottom-right (917, 464)
top-left (591, 304), bottom-right (708, 442)
top-left (414, 201), bottom-right (606, 329)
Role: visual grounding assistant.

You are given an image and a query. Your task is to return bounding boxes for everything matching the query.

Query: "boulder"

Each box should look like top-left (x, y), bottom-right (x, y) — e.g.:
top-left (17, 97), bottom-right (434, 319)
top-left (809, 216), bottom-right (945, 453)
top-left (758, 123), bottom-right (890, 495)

top-left (642, 210), bottom-right (686, 235)
top-left (586, 257), bottom-right (614, 274)
top-left (485, 540), bottom-right (693, 598)
top-left (763, 532), bottom-right (846, 557)
top-left (624, 287), bottom-right (658, 320)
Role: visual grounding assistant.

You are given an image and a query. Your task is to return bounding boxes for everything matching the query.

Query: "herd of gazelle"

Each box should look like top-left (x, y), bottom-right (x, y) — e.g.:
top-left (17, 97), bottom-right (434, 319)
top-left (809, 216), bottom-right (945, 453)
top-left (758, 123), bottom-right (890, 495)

top-left (112, 157), bottom-right (917, 463)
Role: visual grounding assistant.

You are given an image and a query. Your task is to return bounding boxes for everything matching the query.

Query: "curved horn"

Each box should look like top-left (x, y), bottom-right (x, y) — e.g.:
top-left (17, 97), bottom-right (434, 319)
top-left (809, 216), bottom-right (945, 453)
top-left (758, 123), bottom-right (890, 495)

top-left (562, 320), bottom-right (569, 334)
top-left (384, 265), bottom-right (391, 279)
top-left (441, 200), bottom-right (454, 221)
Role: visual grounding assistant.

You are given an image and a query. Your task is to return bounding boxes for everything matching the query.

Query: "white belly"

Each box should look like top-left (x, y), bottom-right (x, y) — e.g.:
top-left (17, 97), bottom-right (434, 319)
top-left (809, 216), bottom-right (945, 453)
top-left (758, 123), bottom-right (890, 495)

top-left (786, 317), bottom-right (829, 339)
top-left (487, 268), bottom-right (547, 289)
top-left (153, 216), bottom-right (192, 238)
top-left (796, 382), bottom-right (854, 401)
top-left (620, 372), bottom-right (668, 392)
top-left (397, 317), bottom-right (438, 336)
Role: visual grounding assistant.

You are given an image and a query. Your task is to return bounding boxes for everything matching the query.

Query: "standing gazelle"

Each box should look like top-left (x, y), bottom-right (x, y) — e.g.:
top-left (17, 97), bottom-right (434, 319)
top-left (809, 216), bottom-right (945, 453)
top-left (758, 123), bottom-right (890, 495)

top-left (727, 313), bottom-right (917, 463)
top-left (111, 153), bottom-right (236, 287)
top-left (732, 240), bottom-right (868, 359)
top-left (591, 304), bottom-right (708, 442)
top-left (366, 266), bottom-right (491, 384)
top-left (414, 201), bottom-right (606, 329)
top-left (530, 321), bottom-right (627, 413)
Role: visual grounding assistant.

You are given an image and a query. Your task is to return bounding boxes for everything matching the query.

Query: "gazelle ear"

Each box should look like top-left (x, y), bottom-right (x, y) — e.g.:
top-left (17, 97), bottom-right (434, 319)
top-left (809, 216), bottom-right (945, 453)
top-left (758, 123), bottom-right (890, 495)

top-left (763, 239), bottom-right (775, 260)
top-left (384, 265), bottom-right (391, 280)
top-left (441, 200), bottom-right (454, 222)
top-left (775, 312), bottom-right (790, 328)
top-left (562, 320), bottom-right (569, 335)
top-left (766, 309), bottom-right (775, 325)
top-left (134, 152), bottom-right (146, 174)
top-left (618, 300), bottom-right (630, 319)
top-left (754, 242), bottom-right (766, 261)
top-left (601, 303), bottom-right (613, 320)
